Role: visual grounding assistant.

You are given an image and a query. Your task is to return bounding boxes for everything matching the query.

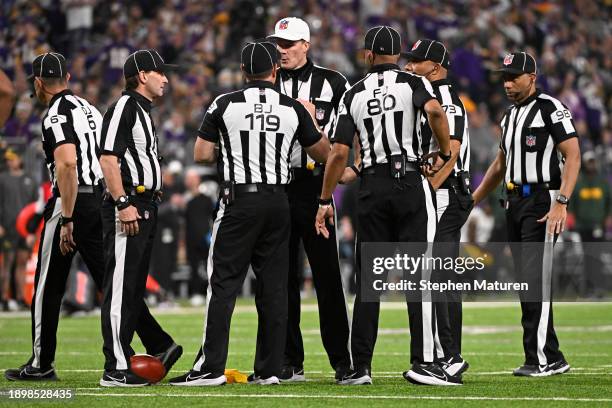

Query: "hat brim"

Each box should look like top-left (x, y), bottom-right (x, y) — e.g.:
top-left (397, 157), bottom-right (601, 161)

top-left (267, 33), bottom-right (308, 42)
top-left (496, 67), bottom-right (532, 75)
top-left (159, 63), bottom-right (179, 73)
top-left (401, 51), bottom-right (424, 61)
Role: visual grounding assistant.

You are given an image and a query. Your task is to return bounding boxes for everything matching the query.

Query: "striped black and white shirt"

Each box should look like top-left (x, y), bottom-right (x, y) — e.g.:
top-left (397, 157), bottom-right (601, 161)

top-left (420, 79), bottom-right (470, 172)
top-left (332, 63), bottom-right (436, 168)
top-left (100, 90), bottom-right (162, 191)
top-left (499, 89), bottom-right (578, 188)
top-left (41, 89), bottom-right (103, 188)
top-left (275, 58), bottom-right (348, 169)
top-left (198, 80), bottom-right (322, 184)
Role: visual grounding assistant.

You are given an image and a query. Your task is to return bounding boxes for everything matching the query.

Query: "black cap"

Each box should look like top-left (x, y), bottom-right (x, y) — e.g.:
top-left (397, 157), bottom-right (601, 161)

top-left (28, 52), bottom-right (67, 80)
top-left (497, 52), bottom-right (537, 75)
top-left (402, 39), bottom-right (450, 69)
top-left (241, 41), bottom-right (279, 75)
top-left (123, 49), bottom-right (178, 79)
top-left (364, 26), bottom-right (401, 56)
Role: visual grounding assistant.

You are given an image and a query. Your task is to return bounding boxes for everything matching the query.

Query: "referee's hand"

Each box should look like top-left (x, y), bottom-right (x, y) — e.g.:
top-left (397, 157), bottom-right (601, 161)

top-left (537, 202), bottom-right (567, 235)
top-left (60, 223), bottom-right (76, 256)
top-left (315, 204), bottom-right (334, 239)
top-left (118, 205), bottom-right (142, 236)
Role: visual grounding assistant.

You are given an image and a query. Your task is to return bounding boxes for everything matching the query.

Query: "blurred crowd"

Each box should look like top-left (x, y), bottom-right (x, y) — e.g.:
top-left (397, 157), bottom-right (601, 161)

top-left (0, 0), bottom-right (611, 309)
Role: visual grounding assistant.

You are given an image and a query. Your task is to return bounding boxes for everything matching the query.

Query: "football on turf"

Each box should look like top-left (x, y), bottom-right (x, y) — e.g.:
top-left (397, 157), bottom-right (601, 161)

top-left (130, 354), bottom-right (166, 383)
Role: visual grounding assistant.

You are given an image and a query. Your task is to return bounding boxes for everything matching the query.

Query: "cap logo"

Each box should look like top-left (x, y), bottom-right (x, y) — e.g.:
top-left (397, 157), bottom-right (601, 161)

top-left (503, 54), bottom-right (514, 66)
top-left (412, 40), bottom-right (421, 51)
top-left (279, 19), bottom-right (289, 30)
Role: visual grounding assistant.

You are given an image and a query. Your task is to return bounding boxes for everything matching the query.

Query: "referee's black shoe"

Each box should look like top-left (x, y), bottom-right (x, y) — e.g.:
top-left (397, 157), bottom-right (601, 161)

top-left (5, 365), bottom-right (58, 381)
top-left (441, 354), bottom-right (470, 376)
top-left (247, 373), bottom-right (280, 385)
top-left (168, 370), bottom-right (227, 386)
top-left (337, 366), bottom-right (372, 385)
top-left (404, 363), bottom-right (463, 386)
top-left (513, 359), bottom-right (570, 377)
top-left (154, 342), bottom-right (183, 375)
top-left (278, 365), bottom-right (305, 382)
top-left (99, 369), bottom-right (149, 387)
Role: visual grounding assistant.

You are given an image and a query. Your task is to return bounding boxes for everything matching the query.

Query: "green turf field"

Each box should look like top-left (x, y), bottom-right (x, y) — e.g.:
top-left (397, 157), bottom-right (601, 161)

top-left (1, 301), bottom-right (611, 407)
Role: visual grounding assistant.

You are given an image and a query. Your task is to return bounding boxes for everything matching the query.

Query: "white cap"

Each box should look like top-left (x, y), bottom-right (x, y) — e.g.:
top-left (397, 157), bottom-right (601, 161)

top-left (268, 17), bottom-right (310, 42)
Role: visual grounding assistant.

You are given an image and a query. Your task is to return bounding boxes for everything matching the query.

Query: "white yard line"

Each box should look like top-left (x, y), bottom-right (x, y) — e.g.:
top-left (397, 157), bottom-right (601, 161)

top-left (66, 391), bottom-right (612, 403)
top-left (1, 302), bottom-right (611, 318)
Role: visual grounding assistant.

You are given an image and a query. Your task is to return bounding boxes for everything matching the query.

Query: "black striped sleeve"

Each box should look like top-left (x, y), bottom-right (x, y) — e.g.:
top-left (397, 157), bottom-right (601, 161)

top-left (198, 95), bottom-right (225, 142)
top-left (448, 92), bottom-right (466, 142)
top-left (293, 100), bottom-right (322, 147)
top-left (331, 90), bottom-right (356, 147)
top-left (42, 98), bottom-right (77, 151)
top-left (539, 97), bottom-right (578, 145)
top-left (405, 74), bottom-right (436, 108)
top-left (100, 96), bottom-right (135, 157)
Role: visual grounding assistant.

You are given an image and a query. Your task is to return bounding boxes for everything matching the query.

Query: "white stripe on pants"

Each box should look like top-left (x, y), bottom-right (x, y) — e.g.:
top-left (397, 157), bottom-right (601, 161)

top-left (32, 198), bottom-right (62, 368)
top-left (110, 209), bottom-right (128, 370)
top-left (193, 201), bottom-right (226, 372)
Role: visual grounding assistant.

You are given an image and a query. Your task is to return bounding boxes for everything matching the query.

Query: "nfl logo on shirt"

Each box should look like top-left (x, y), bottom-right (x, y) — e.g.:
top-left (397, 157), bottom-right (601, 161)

top-left (279, 19), bottom-right (289, 29)
top-left (526, 135), bottom-right (536, 147)
top-left (316, 108), bottom-right (325, 121)
top-left (503, 54), bottom-right (514, 65)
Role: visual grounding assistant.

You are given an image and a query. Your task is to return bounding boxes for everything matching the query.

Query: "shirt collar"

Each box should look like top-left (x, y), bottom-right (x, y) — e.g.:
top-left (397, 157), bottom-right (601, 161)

top-left (515, 88), bottom-right (540, 107)
top-left (48, 89), bottom-right (73, 107)
top-left (368, 63), bottom-right (400, 73)
top-left (280, 58), bottom-right (314, 81)
top-left (244, 80), bottom-right (276, 89)
top-left (431, 78), bottom-right (451, 86)
top-left (123, 89), bottom-right (153, 111)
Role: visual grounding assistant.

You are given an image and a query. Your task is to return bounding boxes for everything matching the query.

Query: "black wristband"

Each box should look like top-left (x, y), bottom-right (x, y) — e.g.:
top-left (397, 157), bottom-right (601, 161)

top-left (439, 151), bottom-right (451, 162)
top-left (115, 195), bottom-right (131, 211)
top-left (318, 197), bottom-right (332, 206)
top-left (350, 165), bottom-right (361, 177)
top-left (60, 216), bottom-right (73, 226)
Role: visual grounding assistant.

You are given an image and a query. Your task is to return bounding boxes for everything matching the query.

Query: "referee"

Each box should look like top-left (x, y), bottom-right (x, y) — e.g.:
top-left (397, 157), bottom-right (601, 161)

top-left (268, 16), bottom-right (353, 383)
top-left (169, 41), bottom-right (330, 386)
top-left (404, 39), bottom-right (471, 377)
top-left (316, 26), bottom-right (460, 386)
top-left (5, 53), bottom-right (179, 382)
top-left (473, 52), bottom-right (580, 376)
top-left (98, 49), bottom-right (182, 387)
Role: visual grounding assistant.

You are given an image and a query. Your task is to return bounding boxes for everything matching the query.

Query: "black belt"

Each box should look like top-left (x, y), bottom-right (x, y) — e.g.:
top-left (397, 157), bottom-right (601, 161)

top-left (234, 183), bottom-right (287, 194)
top-left (126, 189), bottom-right (162, 201)
top-left (505, 182), bottom-right (551, 198)
top-left (291, 164), bottom-right (324, 181)
top-left (362, 161), bottom-right (420, 176)
top-left (53, 184), bottom-right (101, 197)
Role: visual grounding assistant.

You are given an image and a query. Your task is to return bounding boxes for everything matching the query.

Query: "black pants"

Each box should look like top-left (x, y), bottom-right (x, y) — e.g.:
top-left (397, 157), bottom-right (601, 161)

top-left (285, 174), bottom-right (352, 370)
top-left (506, 190), bottom-right (565, 366)
top-left (101, 195), bottom-right (174, 371)
top-left (29, 190), bottom-right (171, 370)
top-left (433, 187), bottom-right (472, 360)
top-left (192, 190), bottom-right (290, 377)
top-left (353, 171), bottom-right (437, 368)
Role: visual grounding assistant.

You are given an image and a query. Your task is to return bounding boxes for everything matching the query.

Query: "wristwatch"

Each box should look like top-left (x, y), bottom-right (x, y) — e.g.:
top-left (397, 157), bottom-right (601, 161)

top-left (318, 197), bottom-right (332, 208)
top-left (115, 195), bottom-right (131, 211)
top-left (438, 151), bottom-right (451, 162)
top-left (556, 194), bottom-right (569, 205)
top-left (60, 216), bottom-right (73, 226)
